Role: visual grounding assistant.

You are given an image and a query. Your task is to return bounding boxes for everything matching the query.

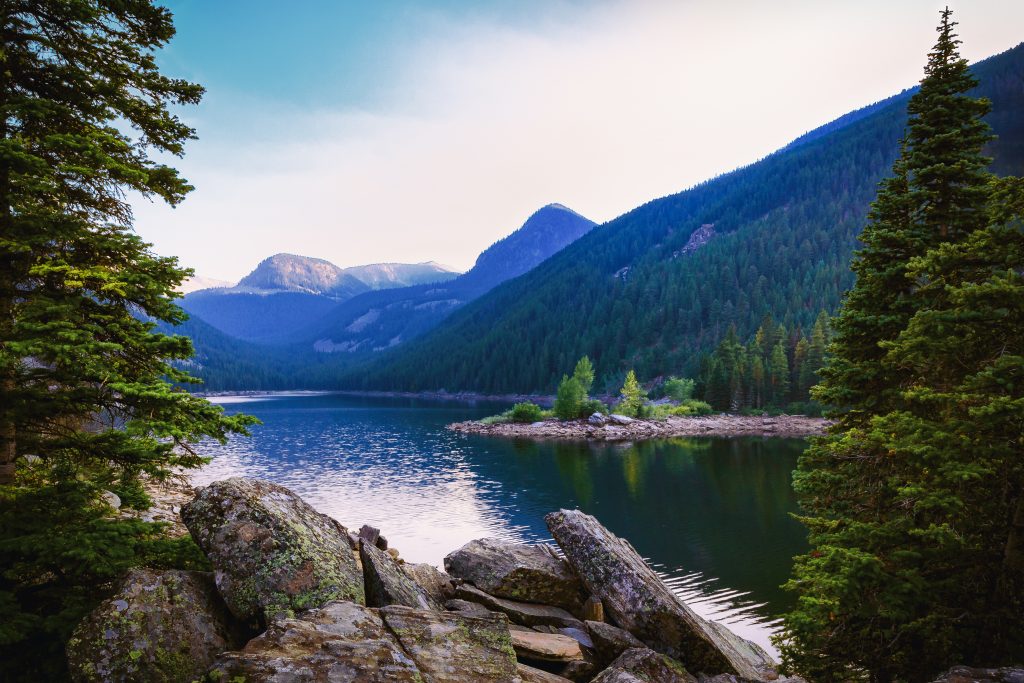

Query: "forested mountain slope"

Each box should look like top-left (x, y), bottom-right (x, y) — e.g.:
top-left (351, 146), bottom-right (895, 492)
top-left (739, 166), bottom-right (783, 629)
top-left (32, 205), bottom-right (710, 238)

top-left (290, 203), bottom-right (596, 354)
top-left (344, 42), bottom-right (1024, 394)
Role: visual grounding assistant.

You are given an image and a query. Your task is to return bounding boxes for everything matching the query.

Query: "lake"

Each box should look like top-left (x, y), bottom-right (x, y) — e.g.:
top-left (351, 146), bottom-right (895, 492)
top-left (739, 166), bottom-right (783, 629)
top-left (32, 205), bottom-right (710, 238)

top-left (197, 393), bottom-right (808, 655)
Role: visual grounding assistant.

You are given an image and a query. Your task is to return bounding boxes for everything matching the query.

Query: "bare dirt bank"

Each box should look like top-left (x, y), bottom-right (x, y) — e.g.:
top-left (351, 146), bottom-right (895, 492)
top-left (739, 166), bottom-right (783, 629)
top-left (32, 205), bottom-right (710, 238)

top-left (448, 413), bottom-right (828, 441)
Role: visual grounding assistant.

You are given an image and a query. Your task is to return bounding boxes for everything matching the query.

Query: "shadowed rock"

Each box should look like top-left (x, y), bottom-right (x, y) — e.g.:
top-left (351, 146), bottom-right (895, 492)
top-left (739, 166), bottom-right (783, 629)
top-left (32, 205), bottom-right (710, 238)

top-left (380, 604), bottom-right (519, 682)
top-left (585, 620), bottom-right (645, 667)
top-left (456, 583), bottom-right (584, 628)
top-left (360, 539), bottom-right (434, 609)
top-left (67, 569), bottom-right (240, 683)
top-left (591, 647), bottom-right (696, 683)
top-left (182, 477), bottom-right (364, 623)
top-left (445, 537), bottom-right (583, 610)
top-left (519, 662), bottom-right (575, 682)
top-left (206, 601), bottom-right (420, 681)
top-left (546, 509), bottom-right (778, 680)
top-left (402, 562), bottom-right (456, 606)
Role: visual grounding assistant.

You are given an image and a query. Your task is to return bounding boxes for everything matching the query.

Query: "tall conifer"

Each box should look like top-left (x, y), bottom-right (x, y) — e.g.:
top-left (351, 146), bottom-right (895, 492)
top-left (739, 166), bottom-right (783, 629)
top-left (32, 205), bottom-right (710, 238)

top-left (779, 10), bottom-right (1022, 680)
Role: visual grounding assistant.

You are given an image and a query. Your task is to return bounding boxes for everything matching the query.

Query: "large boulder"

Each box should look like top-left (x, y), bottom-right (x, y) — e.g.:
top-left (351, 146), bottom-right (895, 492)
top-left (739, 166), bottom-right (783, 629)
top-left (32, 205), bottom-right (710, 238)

top-left (66, 569), bottom-right (239, 683)
top-left (591, 647), bottom-right (697, 683)
top-left (380, 604), bottom-right (520, 682)
top-left (546, 509), bottom-right (778, 680)
top-left (182, 477), bottom-right (364, 623)
top-left (207, 600), bottom-right (421, 681)
top-left (360, 539), bottom-right (434, 609)
top-left (445, 537), bottom-right (584, 610)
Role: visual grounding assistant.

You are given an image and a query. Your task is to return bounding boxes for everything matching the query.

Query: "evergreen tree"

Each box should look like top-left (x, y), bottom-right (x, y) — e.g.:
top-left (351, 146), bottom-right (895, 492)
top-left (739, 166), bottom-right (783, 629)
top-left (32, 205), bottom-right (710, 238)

top-left (553, 375), bottom-right (585, 420)
top-left (617, 370), bottom-right (647, 417)
top-left (0, 2), bottom-right (255, 677)
top-left (779, 11), bottom-right (1021, 679)
top-left (572, 356), bottom-right (595, 395)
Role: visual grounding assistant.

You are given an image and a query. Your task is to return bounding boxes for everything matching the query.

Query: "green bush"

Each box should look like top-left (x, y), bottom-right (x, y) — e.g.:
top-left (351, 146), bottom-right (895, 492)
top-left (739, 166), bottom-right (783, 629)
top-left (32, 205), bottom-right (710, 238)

top-left (554, 375), bottom-right (586, 420)
top-left (510, 402), bottom-right (544, 423)
top-left (578, 399), bottom-right (608, 418)
top-left (663, 377), bottom-right (696, 402)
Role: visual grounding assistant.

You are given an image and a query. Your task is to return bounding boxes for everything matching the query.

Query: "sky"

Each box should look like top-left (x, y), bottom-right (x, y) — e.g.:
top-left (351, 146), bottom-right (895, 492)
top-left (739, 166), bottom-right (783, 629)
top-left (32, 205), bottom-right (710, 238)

top-left (133, 0), bottom-right (1024, 282)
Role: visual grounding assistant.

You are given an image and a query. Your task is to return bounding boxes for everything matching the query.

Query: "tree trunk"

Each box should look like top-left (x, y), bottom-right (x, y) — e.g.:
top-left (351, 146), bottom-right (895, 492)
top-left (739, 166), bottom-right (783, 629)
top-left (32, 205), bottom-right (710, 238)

top-left (0, 378), bottom-right (15, 484)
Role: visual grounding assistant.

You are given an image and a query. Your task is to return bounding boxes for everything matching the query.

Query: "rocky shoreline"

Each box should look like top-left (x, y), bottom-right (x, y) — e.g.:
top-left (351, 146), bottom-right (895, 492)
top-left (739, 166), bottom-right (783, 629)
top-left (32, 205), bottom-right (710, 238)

top-left (449, 413), bottom-right (829, 441)
top-left (78, 476), bottom-right (1021, 683)
top-left (75, 476), bottom-right (795, 682)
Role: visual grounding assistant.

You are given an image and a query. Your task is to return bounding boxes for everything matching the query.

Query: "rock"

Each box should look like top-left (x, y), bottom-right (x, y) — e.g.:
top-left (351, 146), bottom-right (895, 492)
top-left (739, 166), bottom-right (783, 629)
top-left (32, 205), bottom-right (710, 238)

top-left (456, 583), bottom-right (585, 628)
top-left (546, 509), bottom-right (779, 680)
top-left (100, 490), bottom-right (121, 510)
top-left (67, 569), bottom-right (239, 683)
top-left (402, 562), bottom-right (456, 605)
top-left (207, 600), bottom-right (421, 682)
top-left (444, 537), bottom-right (583, 610)
top-left (582, 595), bottom-right (604, 622)
top-left (585, 620), bottom-right (645, 666)
top-left (591, 647), bottom-right (696, 683)
top-left (519, 662), bottom-right (575, 682)
top-left (558, 626), bottom-right (595, 649)
top-left (181, 477), bottom-right (364, 623)
top-left (380, 604), bottom-right (519, 682)
top-left (444, 598), bottom-right (495, 618)
top-left (931, 666), bottom-right (1024, 683)
top-left (358, 524), bottom-right (381, 546)
top-left (376, 535), bottom-right (389, 550)
top-left (360, 538), bottom-right (433, 609)
top-left (387, 547), bottom-right (401, 560)
top-left (511, 630), bottom-right (585, 663)
top-left (588, 412), bottom-right (608, 426)
top-left (608, 414), bottom-right (635, 425)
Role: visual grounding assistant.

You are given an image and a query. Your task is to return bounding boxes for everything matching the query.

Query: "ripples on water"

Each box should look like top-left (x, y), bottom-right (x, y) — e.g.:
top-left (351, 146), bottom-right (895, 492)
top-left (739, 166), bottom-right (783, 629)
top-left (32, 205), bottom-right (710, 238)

top-left (197, 393), bottom-right (806, 656)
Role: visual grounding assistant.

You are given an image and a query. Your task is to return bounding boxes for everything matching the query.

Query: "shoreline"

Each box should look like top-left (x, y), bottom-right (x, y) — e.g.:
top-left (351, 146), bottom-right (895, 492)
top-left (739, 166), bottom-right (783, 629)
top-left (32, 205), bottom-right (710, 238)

top-left (194, 388), bottom-right (555, 406)
top-left (449, 413), bottom-right (828, 441)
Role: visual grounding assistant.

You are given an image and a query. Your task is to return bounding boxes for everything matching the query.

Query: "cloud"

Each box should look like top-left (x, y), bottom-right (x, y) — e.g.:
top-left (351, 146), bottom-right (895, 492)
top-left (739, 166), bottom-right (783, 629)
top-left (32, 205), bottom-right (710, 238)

top-left (132, 0), bottom-right (1024, 280)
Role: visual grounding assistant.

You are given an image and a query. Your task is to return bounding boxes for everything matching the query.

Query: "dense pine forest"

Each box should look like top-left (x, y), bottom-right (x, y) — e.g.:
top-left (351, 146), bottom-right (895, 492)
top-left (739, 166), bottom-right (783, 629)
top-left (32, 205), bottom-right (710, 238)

top-left (335, 42), bottom-right (1024, 396)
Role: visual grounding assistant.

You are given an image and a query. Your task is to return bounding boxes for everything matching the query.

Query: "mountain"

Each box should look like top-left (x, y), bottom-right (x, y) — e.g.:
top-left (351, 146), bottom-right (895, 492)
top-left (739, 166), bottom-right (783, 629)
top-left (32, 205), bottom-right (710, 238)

top-left (341, 262), bottom-right (458, 289)
top-left (177, 275), bottom-right (234, 294)
top-left (291, 203), bottom-right (597, 355)
top-left (340, 42), bottom-right (1024, 394)
top-left (178, 256), bottom-right (457, 344)
top-left (235, 253), bottom-right (370, 297)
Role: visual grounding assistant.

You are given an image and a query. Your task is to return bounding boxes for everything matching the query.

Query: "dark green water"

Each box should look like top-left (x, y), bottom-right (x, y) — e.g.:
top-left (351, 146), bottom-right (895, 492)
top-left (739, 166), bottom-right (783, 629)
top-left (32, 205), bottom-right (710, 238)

top-left (199, 393), bottom-right (807, 653)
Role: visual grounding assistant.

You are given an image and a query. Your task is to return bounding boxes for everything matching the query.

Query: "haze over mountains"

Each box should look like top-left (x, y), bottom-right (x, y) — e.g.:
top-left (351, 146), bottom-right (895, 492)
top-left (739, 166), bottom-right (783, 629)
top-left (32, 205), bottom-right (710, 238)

top-left (174, 42), bottom-right (1024, 393)
top-left (172, 203), bottom-right (597, 381)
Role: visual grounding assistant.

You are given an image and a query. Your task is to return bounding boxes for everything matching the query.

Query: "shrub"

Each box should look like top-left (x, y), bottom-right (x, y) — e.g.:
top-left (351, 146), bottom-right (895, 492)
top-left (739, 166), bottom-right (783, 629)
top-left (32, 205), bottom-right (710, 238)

top-left (663, 377), bottom-right (696, 402)
top-left (510, 402), bottom-right (544, 423)
top-left (554, 375), bottom-right (586, 420)
top-left (578, 398), bottom-right (608, 418)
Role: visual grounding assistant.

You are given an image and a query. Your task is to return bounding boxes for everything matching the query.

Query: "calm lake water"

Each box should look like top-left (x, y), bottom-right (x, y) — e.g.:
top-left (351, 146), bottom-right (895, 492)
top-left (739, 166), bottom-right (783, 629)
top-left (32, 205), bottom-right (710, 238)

top-left (197, 393), bottom-right (808, 655)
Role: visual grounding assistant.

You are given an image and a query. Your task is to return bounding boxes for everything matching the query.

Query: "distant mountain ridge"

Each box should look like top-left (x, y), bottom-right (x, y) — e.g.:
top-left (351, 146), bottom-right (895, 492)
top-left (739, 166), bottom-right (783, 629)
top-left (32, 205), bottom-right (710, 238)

top-left (235, 253), bottom-right (367, 298)
top-left (178, 255), bottom-right (458, 343)
top-left (292, 203), bottom-right (597, 354)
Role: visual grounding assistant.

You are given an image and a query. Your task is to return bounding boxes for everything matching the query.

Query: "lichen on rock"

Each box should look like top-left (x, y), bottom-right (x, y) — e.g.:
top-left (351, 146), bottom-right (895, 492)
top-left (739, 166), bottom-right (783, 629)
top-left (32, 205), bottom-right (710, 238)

top-left (66, 569), bottom-right (240, 683)
top-left (181, 477), bottom-right (364, 624)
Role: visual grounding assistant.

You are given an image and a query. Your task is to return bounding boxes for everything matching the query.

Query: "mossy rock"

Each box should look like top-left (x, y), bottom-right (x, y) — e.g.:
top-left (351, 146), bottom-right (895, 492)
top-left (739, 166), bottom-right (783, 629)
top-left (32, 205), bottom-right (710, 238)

top-left (182, 477), bottom-right (364, 624)
top-left (66, 569), bottom-right (240, 683)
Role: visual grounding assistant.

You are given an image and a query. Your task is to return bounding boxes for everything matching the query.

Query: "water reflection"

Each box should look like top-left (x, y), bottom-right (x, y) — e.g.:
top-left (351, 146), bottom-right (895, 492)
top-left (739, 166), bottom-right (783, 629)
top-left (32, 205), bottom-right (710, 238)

top-left (198, 393), bottom-right (806, 656)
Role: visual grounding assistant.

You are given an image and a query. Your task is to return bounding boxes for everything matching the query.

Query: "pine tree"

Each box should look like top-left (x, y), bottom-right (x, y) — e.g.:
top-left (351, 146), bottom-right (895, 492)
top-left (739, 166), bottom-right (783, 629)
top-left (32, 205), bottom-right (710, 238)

top-left (618, 370), bottom-right (647, 417)
top-left (0, 2), bottom-right (256, 677)
top-left (779, 10), bottom-right (1020, 680)
top-left (572, 356), bottom-right (595, 395)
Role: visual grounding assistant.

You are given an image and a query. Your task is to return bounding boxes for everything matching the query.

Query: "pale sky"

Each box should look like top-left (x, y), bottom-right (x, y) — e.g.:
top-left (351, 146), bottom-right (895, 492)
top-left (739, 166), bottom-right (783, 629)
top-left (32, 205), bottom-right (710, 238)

top-left (133, 1), bottom-right (1024, 282)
